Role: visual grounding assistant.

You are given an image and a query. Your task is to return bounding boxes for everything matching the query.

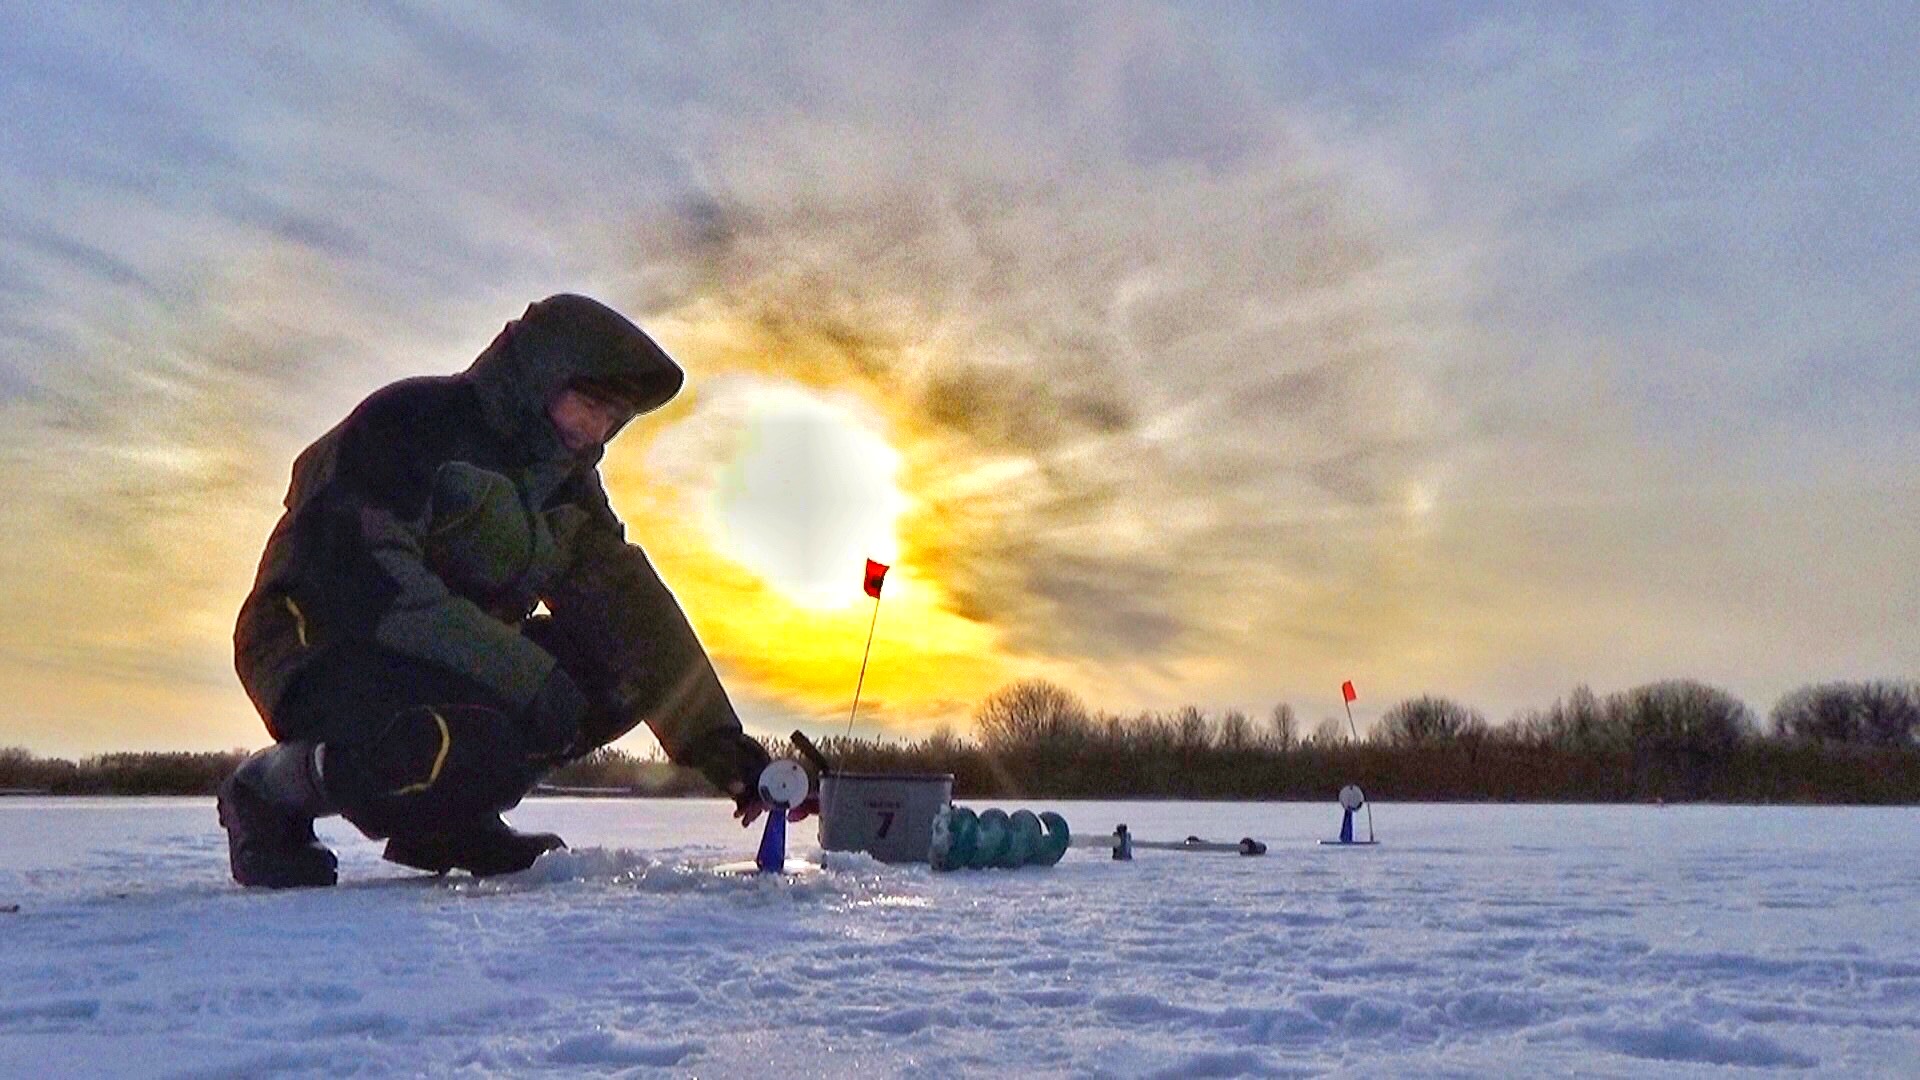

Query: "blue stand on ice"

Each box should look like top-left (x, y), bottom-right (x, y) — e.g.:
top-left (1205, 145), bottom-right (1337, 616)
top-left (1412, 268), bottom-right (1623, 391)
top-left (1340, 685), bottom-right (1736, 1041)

top-left (755, 807), bottom-right (787, 873)
top-left (747, 759), bottom-right (811, 874)
top-left (1321, 784), bottom-right (1378, 846)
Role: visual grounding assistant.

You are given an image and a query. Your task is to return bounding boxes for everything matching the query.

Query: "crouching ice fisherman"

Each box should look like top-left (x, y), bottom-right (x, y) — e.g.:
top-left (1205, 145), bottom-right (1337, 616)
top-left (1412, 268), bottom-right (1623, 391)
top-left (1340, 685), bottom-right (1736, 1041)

top-left (221, 294), bottom-right (787, 887)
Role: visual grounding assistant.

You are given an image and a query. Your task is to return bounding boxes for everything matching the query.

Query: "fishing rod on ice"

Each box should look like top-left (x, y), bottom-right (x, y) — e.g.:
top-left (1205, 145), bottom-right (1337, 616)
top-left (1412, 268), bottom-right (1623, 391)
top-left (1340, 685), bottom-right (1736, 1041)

top-left (1074, 824), bottom-right (1267, 860)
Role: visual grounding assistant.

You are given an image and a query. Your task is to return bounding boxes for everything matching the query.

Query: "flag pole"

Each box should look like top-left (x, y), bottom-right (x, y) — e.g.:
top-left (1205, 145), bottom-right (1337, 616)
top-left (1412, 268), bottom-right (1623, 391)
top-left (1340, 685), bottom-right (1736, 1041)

top-left (1340, 680), bottom-right (1372, 842)
top-left (847, 595), bottom-right (882, 737)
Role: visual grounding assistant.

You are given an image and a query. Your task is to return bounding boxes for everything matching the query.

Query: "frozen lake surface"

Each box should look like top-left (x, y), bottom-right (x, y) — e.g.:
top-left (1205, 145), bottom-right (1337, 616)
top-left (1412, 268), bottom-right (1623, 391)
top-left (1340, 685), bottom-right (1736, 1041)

top-left (1, 798), bottom-right (1916, 1077)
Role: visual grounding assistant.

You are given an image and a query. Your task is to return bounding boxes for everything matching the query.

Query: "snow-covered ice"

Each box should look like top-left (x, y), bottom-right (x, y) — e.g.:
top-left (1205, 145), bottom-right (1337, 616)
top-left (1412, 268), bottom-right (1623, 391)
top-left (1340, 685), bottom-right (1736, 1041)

top-left (1, 798), bottom-right (1916, 1077)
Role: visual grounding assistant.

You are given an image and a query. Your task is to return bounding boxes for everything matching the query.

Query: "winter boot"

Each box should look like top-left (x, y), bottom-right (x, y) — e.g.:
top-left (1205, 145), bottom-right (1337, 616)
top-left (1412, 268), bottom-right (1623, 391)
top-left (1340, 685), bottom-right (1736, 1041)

top-left (383, 815), bottom-right (565, 877)
top-left (218, 743), bottom-right (339, 888)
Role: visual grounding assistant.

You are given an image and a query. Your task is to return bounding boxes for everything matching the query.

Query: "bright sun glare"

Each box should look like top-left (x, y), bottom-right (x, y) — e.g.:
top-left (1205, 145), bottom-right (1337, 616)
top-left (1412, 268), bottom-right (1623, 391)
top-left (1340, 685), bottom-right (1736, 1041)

top-left (705, 381), bottom-right (905, 610)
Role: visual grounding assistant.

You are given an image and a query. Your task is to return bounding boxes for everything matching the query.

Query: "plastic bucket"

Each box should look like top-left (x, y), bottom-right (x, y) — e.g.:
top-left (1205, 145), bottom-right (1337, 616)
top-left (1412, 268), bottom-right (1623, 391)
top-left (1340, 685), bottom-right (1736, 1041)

top-left (817, 771), bottom-right (953, 863)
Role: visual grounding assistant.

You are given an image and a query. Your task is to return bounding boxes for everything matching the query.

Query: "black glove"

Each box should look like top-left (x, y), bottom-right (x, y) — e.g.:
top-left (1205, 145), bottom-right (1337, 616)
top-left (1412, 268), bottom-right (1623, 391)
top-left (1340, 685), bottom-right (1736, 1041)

top-left (682, 728), bottom-right (772, 813)
top-left (524, 667), bottom-right (589, 761)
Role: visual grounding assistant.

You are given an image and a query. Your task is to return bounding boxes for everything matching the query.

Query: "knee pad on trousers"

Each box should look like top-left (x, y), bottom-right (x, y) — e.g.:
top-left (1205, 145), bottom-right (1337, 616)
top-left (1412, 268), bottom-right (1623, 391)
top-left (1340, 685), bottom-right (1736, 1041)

top-left (326, 703), bottom-right (541, 840)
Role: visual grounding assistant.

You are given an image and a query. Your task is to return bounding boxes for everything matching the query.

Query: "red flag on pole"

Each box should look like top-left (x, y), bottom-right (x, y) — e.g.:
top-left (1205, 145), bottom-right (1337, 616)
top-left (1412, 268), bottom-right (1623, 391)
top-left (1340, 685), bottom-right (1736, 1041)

top-left (863, 559), bottom-right (890, 599)
top-left (849, 560), bottom-right (891, 736)
top-left (1342, 680), bottom-right (1357, 703)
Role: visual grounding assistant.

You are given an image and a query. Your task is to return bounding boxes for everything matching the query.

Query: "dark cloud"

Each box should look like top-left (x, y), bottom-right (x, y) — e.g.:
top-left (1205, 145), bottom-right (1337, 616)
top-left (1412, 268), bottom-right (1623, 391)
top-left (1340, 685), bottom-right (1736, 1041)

top-left (919, 362), bottom-right (1134, 455)
top-left (222, 198), bottom-right (367, 262)
top-left (6, 227), bottom-right (167, 301)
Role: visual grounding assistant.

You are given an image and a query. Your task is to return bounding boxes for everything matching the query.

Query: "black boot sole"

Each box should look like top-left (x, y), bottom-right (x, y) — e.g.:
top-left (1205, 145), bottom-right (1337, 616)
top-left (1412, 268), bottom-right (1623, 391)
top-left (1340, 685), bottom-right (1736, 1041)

top-left (384, 830), bottom-right (565, 878)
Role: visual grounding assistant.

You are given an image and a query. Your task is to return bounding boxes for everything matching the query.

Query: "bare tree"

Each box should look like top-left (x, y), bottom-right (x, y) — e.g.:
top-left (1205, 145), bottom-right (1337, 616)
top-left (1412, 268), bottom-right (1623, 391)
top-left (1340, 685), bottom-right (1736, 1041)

top-left (1772, 683), bottom-right (1861, 743)
top-left (1515, 684), bottom-right (1620, 751)
top-left (1375, 695), bottom-right (1488, 746)
top-left (1173, 705), bottom-right (1212, 753)
top-left (1217, 709), bottom-right (1253, 751)
top-left (1268, 702), bottom-right (1297, 750)
top-left (1309, 716), bottom-right (1347, 746)
top-left (1859, 682), bottom-right (1920, 746)
top-left (973, 680), bottom-right (1090, 752)
top-left (1619, 680), bottom-right (1752, 756)
top-left (1773, 681), bottom-right (1920, 747)
top-left (921, 724), bottom-right (967, 757)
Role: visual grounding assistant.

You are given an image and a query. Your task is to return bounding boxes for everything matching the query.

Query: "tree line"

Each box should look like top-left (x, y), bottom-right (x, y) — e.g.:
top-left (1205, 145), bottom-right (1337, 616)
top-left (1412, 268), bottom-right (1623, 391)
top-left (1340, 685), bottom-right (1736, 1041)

top-left (4, 677), bottom-right (1915, 802)
top-left (0, 744), bottom-right (700, 798)
top-left (804, 677), bottom-right (1920, 804)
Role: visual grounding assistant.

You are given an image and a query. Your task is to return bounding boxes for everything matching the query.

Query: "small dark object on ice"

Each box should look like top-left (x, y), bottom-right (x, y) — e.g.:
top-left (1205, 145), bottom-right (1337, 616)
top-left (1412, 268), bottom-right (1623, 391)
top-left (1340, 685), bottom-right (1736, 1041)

top-left (1, 903), bottom-right (19, 914)
top-left (1183, 835), bottom-right (1266, 855)
top-left (384, 816), bottom-right (565, 877)
top-left (1084, 826), bottom-right (1265, 857)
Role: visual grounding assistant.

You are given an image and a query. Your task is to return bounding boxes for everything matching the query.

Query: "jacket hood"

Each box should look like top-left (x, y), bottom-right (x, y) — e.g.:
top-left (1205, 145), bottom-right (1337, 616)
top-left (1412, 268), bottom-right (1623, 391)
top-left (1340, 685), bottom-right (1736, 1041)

top-left (463, 294), bottom-right (685, 455)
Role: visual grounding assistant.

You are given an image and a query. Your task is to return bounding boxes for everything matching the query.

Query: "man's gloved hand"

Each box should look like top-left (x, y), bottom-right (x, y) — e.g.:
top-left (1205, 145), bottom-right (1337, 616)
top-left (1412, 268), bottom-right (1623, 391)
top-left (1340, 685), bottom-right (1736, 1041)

top-left (784, 791), bottom-right (821, 823)
top-left (524, 666), bottom-right (589, 762)
top-left (684, 729), bottom-right (772, 824)
top-left (682, 729), bottom-right (822, 827)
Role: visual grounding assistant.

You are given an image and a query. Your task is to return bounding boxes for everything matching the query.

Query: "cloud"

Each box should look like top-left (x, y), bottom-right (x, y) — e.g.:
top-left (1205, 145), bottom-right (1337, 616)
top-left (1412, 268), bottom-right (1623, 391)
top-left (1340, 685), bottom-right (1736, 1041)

top-left (1, 3), bottom-right (1916, 751)
top-left (622, 83), bottom-right (1462, 678)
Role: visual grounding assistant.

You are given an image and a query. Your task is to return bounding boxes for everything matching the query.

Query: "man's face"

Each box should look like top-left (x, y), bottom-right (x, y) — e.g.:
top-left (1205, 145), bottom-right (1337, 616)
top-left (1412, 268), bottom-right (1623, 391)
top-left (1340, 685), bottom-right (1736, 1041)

top-left (547, 387), bottom-right (632, 453)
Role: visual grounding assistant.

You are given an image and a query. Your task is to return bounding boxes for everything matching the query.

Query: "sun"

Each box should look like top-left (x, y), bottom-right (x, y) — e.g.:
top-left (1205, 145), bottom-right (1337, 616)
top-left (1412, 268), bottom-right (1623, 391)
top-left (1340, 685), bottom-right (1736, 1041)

top-left (697, 379), bottom-right (905, 609)
top-left (610, 367), bottom-right (1022, 730)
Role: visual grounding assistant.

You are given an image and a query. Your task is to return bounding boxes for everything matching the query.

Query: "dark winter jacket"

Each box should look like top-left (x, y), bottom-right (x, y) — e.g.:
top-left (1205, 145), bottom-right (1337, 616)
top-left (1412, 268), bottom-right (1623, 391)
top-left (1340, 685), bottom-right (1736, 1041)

top-left (235, 294), bottom-right (743, 763)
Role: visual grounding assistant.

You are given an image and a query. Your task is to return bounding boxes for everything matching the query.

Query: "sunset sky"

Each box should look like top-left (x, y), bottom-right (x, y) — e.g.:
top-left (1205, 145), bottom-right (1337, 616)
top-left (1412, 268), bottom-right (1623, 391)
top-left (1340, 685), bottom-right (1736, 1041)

top-left (2, 4), bottom-right (1915, 756)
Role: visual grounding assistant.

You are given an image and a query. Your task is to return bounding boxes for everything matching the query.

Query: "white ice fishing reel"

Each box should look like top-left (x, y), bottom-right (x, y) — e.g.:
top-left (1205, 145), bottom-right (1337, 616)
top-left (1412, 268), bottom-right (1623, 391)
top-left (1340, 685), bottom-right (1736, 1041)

top-left (717, 747), bottom-right (824, 877)
top-left (758, 759), bottom-right (810, 809)
top-left (1322, 783), bottom-right (1379, 846)
top-left (737, 760), bottom-right (812, 876)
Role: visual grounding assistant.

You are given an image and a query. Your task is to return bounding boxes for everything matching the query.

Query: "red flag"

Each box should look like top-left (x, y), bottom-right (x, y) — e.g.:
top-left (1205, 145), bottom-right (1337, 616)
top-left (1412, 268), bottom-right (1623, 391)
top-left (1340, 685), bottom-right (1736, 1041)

top-left (863, 559), bottom-right (890, 599)
top-left (1342, 680), bottom-right (1357, 703)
